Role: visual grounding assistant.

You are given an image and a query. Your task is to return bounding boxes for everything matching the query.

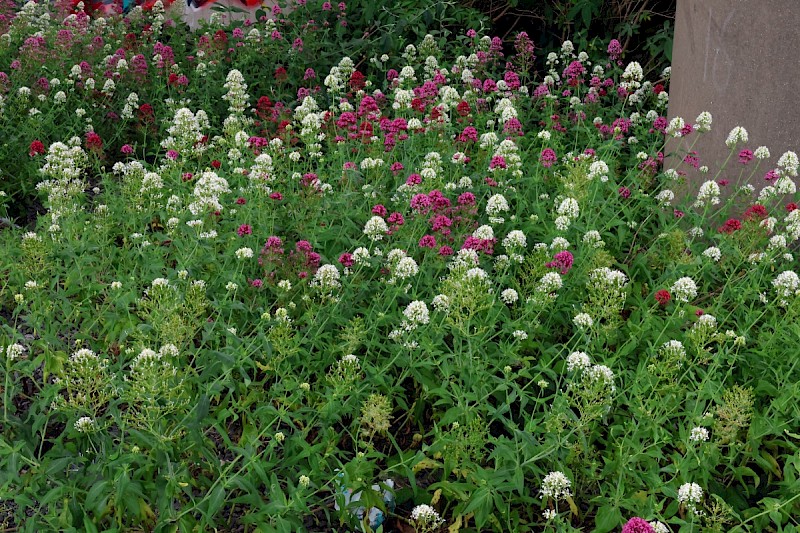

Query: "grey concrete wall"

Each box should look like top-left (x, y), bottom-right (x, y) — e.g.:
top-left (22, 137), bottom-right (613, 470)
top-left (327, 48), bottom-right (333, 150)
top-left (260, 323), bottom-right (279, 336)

top-left (667, 0), bottom-right (800, 188)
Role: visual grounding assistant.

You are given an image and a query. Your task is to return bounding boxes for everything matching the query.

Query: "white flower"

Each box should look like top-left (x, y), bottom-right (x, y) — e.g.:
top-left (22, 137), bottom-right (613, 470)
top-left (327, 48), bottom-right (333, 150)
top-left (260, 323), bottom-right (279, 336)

top-left (573, 313), bottom-right (593, 329)
top-left (503, 230), bottom-right (526, 249)
top-left (110, 281), bottom-right (123, 290)
top-left (694, 111), bottom-right (712, 132)
top-left (512, 330), bottom-right (528, 340)
top-left (666, 117), bottom-right (685, 137)
top-left (550, 237), bottom-right (570, 251)
top-left (313, 264), bottom-right (341, 291)
top-left (655, 189), bottom-right (675, 205)
top-left (777, 151), bottom-right (799, 177)
top-left (567, 351), bottom-right (591, 372)
top-left (432, 294), bottom-right (450, 312)
top-left (588, 160), bottom-right (609, 180)
top-left (660, 340), bottom-right (686, 359)
top-left (754, 146), bottom-right (770, 159)
top-left (403, 300), bottom-right (430, 325)
top-left (6, 343), bottom-right (25, 361)
top-left (725, 126), bottom-right (748, 147)
top-left (486, 194), bottom-right (510, 216)
top-left (775, 176), bottom-right (796, 195)
top-left (695, 180), bottom-right (721, 207)
top-left (500, 288), bottom-right (518, 304)
top-left (702, 247), bottom-right (722, 262)
top-left (74, 416), bottom-right (96, 433)
top-left (650, 521), bottom-right (670, 533)
top-left (235, 247), bottom-right (254, 259)
top-left (773, 270), bottom-right (800, 306)
top-left (393, 256), bottom-right (419, 280)
top-left (410, 504), bottom-right (444, 528)
top-left (538, 272), bottom-right (563, 293)
top-left (540, 471), bottom-right (571, 499)
top-left (584, 364), bottom-right (616, 393)
top-left (363, 216), bottom-right (389, 241)
top-left (677, 482), bottom-right (703, 507)
top-left (670, 277), bottom-right (698, 303)
top-left (225, 282), bottom-right (238, 291)
top-left (556, 197), bottom-right (580, 219)
top-left (473, 225), bottom-right (494, 240)
top-left (690, 426), bottom-right (709, 442)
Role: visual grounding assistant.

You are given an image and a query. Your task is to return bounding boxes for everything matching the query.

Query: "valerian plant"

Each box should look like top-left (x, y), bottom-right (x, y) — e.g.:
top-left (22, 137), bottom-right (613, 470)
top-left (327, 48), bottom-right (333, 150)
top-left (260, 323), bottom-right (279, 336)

top-left (0, 2), bottom-right (798, 532)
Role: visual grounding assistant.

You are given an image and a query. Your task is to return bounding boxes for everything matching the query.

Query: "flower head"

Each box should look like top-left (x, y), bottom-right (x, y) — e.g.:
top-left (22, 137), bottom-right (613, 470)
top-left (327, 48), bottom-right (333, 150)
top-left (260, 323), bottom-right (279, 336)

top-left (540, 471), bottom-right (572, 500)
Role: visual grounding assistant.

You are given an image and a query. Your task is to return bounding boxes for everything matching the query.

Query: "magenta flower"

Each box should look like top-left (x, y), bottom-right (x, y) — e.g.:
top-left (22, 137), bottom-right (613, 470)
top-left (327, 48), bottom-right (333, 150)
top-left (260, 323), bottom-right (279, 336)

top-left (237, 224), bottom-right (252, 237)
top-left (546, 251), bottom-right (574, 274)
top-left (607, 39), bottom-right (622, 60)
top-left (540, 148), bottom-right (557, 168)
top-left (120, 144), bottom-right (134, 155)
top-left (338, 253), bottom-right (354, 267)
top-left (621, 517), bottom-right (654, 533)
top-left (419, 235), bottom-right (437, 248)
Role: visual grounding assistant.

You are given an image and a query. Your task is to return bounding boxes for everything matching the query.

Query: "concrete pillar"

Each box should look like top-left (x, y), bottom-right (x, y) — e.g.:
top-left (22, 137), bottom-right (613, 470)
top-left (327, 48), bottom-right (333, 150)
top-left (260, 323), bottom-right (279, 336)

top-left (667, 0), bottom-right (800, 187)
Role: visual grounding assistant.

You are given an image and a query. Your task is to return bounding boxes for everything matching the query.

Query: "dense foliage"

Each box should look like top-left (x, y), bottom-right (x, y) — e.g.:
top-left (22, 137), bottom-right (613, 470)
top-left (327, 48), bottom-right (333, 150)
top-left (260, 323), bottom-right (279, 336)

top-left (0, 1), bottom-right (798, 532)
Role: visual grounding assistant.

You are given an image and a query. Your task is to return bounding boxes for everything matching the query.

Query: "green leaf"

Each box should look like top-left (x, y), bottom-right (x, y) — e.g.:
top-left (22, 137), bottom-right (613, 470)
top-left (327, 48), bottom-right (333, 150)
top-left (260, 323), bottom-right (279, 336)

top-left (594, 505), bottom-right (623, 533)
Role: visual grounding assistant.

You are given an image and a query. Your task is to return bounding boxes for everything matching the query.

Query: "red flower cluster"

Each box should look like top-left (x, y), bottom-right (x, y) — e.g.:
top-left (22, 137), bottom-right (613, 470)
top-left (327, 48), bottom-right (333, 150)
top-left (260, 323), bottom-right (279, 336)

top-left (29, 139), bottom-right (45, 157)
top-left (718, 218), bottom-right (742, 234)
top-left (655, 289), bottom-right (671, 306)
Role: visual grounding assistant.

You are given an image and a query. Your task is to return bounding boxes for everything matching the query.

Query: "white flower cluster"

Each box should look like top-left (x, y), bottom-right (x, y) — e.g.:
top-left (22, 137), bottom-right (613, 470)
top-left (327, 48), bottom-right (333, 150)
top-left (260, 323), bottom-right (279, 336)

top-left (221, 69), bottom-right (250, 118)
top-left (671, 277), bottom-right (698, 303)
top-left (188, 171), bottom-right (231, 215)
top-left (35, 139), bottom-right (89, 220)
top-left (403, 300), bottom-right (430, 328)
top-left (660, 340), bottom-right (686, 360)
top-left (677, 482), bottom-right (703, 510)
top-left (500, 288), bottom-right (519, 304)
top-left (582, 230), bottom-right (604, 248)
top-left (773, 270), bottom-right (800, 307)
top-left (555, 197), bottom-right (580, 231)
top-left (567, 351), bottom-right (591, 372)
top-left (74, 416), bottom-right (96, 433)
top-left (573, 313), bottom-right (593, 330)
top-left (621, 61), bottom-right (643, 91)
top-left (588, 268), bottom-right (628, 290)
top-left (777, 151), bottom-right (799, 177)
top-left (6, 343), bottom-right (25, 362)
top-left (312, 264), bottom-right (341, 293)
top-left (694, 111), bottom-right (712, 132)
top-left (725, 126), bottom-right (748, 147)
top-left (486, 194), bottom-right (510, 217)
top-left (161, 107), bottom-right (210, 156)
top-left (494, 97), bottom-right (518, 124)
top-left (694, 180), bottom-right (721, 208)
top-left (689, 426), bottom-right (710, 442)
top-left (410, 504), bottom-right (444, 530)
top-left (587, 160), bottom-right (609, 181)
top-left (235, 247), bottom-right (254, 259)
top-left (503, 230), bottom-right (526, 251)
top-left (363, 216), bottom-right (389, 241)
top-left (540, 471), bottom-right (572, 500)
